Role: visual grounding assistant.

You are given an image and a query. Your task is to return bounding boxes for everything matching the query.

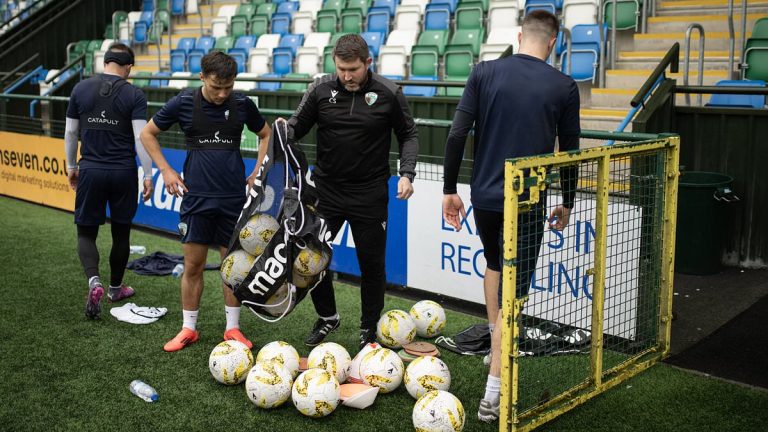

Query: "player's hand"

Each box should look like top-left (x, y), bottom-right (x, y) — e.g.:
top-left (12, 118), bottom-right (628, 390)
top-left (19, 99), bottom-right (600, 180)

top-left (442, 194), bottom-right (466, 232)
top-left (67, 169), bottom-right (79, 191)
top-left (548, 205), bottom-right (571, 231)
top-left (246, 162), bottom-right (262, 192)
top-left (161, 167), bottom-right (187, 197)
top-left (396, 176), bottom-right (414, 200)
top-left (142, 178), bottom-right (153, 202)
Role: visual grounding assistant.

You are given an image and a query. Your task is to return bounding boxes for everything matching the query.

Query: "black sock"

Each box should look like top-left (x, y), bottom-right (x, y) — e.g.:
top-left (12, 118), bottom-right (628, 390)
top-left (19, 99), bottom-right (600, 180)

top-left (77, 225), bottom-right (100, 281)
top-left (109, 222), bottom-right (131, 287)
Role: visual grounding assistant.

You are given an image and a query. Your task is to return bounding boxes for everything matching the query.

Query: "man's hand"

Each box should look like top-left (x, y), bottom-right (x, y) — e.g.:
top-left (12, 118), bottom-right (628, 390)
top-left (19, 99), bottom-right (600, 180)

top-left (67, 169), bottom-right (79, 191)
top-left (396, 176), bottom-right (414, 200)
top-left (161, 167), bottom-right (187, 197)
top-left (142, 178), bottom-right (153, 202)
top-left (548, 205), bottom-right (572, 231)
top-left (246, 162), bottom-right (262, 192)
top-left (442, 194), bottom-right (466, 231)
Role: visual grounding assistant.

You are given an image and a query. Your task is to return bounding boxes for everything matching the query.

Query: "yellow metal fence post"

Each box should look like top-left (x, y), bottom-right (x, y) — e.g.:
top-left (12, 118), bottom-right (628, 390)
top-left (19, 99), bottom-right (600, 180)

top-left (658, 137), bottom-right (680, 356)
top-left (589, 154), bottom-right (610, 389)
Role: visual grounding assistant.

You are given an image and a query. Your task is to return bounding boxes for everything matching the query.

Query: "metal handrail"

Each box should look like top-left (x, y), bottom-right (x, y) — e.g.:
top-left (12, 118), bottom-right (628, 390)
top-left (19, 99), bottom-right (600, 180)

top-left (45, 53), bottom-right (84, 84)
top-left (562, 28), bottom-right (573, 77)
top-left (610, 0), bottom-right (617, 69)
top-left (119, 74), bottom-right (471, 87)
top-left (0, 0), bottom-right (47, 29)
top-left (739, 0), bottom-right (747, 78)
top-left (683, 24), bottom-right (705, 106)
top-left (3, 65), bottom-right (45, 95)
top-left (112, 11), bottom-right (126, 44)
top-left (674, 85), bottom-right (768, 95)
top-left (597, 0), bottom-right (606, 87)
top-left (640, 0), bottom-right (648, 33)
top-left (630, 42), bottom-right (679, 107)
top-left (727, 0), bottom-right (735, 79)
top-left (0, 53), bottom-right (40, 89)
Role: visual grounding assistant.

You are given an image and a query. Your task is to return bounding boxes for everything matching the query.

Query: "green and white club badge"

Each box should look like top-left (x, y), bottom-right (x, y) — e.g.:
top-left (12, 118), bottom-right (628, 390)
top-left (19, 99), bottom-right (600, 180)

top-left (365, 92), bottom-right (378, 106)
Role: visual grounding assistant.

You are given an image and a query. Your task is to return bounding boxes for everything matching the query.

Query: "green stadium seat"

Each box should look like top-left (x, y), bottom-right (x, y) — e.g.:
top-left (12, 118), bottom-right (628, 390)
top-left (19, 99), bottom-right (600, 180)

top-left (282, 73), bottom-right (310, 92)
top-left (411, 47), bottom-right (439, 77)
top-left (237, 3), bottom-right (257, 19)
top-left (330, 32), bottom-right (349, 47)
top-left (69, 40), bottom-right (89, 64)
top-left (603, 0), bottom-right (639, 31)
top-left (84, 39), bottom-right (103, 74)
top-left (231, 15), bottom-right (249, 38)
top-left (346, 0), bottom-right (371, 15)
top-left (103, 24), bottom-right (114, 40)
top-left (323, 0), bottom-right (345, 14)
top-left (752, 17), bottom-right (768, 38)
top-left (157, 0), bottom-right (169, 11)
top-left (256, 3), bottom-right (277, 17)
top-left (460, 0), bottom-right (489, 12)
top-left (323, 46), bottom-right (336, 73)
top-left (744, 39), bottom-right (768, 81)
top-left (156, 10), bottom-right (170, 30)
top-left (449, 28), bottom-right (484, 56)
top-left (249, 15), bottom-right (270, 36)
top-left (131, 71), bottom-right (151, 88)
top-left (341, 9), bottom-right (364, 33)
top-left (416, 30), bottom-right (450, 56)
top-left (455, 2), bottom-right (484, 30)
top-left (249, 0), bottom-right (266, 5)
top-left (317, 10), bottom-right (339, 33)
top-left (444, 46), bottom-right (474, 94)
top-left (214, 36), bottom-right (235, 52)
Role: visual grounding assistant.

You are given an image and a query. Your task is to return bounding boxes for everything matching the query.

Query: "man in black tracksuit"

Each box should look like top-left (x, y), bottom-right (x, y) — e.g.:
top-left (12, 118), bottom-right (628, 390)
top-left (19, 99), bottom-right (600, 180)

top-left (287, 34), bottom-right (418, 350)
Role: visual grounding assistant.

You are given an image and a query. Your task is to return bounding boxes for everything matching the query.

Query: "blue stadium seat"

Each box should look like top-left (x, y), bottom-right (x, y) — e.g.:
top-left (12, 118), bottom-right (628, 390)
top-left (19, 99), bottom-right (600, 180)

top-left (259, 73), bottom-right (282, 90)
top-left (525, 0), bottom-right (557, 15)
top-left (170, 50), bottom-right (187, 72)
top-left (559, 25), bottom-right (606, 82)
top-left (188, 51), bottom-right (204, 73)
top-left (195, 36), bottom-right (216, 53)
top-left (133, 11), bottom-right (154, 44)
top-left (361, 32), bottom-right (384, 57)
top-left (142, 0), bottom-right (154, 11)
top-left (707, 80), bottom-right (767, 108)
top-left (148, 71), bottom-right (170, 88)
top-left (171, 0), bottom-right (185, 16)
top-left (424, 4), bottom-right (451, 31)
top-left (367, 7), bottom-right (391, 38)
top-left (277, 1), bottom-right (300, 14)
top-left (431, 0), bottom-right (458, 13)
top-left (279, 33), bottom-right (304, 56)
top-left (272, 47), bottom-right (295, 75)
top-left (234, 35), bottom-right (257, 51)
top-left (176, 37), bottom-right (196, 54)
top-left (271, 12), bottom-right (292, 35)
top-left (404, 75), bottom-right (438, 97)
top-left (374, 0), bottom-right (398, 16)
top-left (230, 50), bottom-right (248, 73)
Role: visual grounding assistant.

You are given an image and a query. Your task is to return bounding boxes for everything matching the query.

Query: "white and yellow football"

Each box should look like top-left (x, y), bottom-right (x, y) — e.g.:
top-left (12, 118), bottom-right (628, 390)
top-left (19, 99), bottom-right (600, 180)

top-left (220, 249), bottom-right (256, 288)
top-left (359, 347), bottom-right (404, 393)
top-left (245, 360), bottom-right (294, 409)
top-left (376, 309), bottom-right (417, 349)
top-left (239, 213), bottom-right (279, 256)
top-left (293, 246), bottom-right (330, 277)
top-left (208, 340), bottom-right (253, 385)
top-left (412, 390), bottom-right (465, 432)
top-left (409, 300), bottom-right (447, 338)
top-left (404, 355), bottom-right (451, 399)
top-left (307, 342), bottom-right (352, 384)
top-left (291, 368), bottom-right (341, 418)
top-left (256, 341), bottom-right (301, 378)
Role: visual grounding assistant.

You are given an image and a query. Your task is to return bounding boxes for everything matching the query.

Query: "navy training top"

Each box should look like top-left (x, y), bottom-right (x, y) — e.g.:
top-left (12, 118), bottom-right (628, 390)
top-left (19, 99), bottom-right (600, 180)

top-left (452, 54), bottom-right (581, 212)
top-left (152, 88), bottom-right (266, 197)
top-left (66, 74), bottom-right (147, 170)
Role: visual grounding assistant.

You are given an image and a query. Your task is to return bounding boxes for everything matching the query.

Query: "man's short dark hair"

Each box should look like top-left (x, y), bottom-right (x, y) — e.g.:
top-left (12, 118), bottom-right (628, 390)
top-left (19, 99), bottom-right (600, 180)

top-left (332, 34), bottom-right (369, 63)
top-left (200, 51), bottom-right (237, 81)
top-left (521, 10), bottom-right (559, 41)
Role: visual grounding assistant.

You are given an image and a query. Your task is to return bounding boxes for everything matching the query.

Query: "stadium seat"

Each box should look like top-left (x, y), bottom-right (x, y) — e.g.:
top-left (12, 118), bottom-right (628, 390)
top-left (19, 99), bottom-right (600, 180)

top-left (255, 33), bottom-right (283, 52)
top-left (292, 11), bottom-right (314, 34)
top-left (374, 0), bottom-right (398, 16)
top-left (486, 25), bottom-right (521, 54)
top-left (211, 18), bottom-right (229, 38)
top-left (133, 11), bottom-right (153, 44)
top-left (142, 0), bottom-right (154, 12)
top-left (410, 47), bottom-right (439, 76)
top-left (367, 7), bottom-right (391, 38)
top-left (304, 32), bottom-right (331, 54)
top-left (562, 0), bottom-right (598, 30)
top-left (444, 46), bottom-right (473, 95)
top-left (230, 50), bottom-right (248, 73)
top-left (744, 38), bottom-right (768, 81)
top-left (322, 0), bottom-right (345, 15)
top-left (248, 48), bottom-right (272, 75)
top-left (212, 36), bottom-right (234, 52)
top-left (402, 0), bottom-right (430, 13)
top-left (404, 75), bottom-right (438, 96)
top-left (171, 0), bottom-right (186, 15)
top-left (299, 0), bottom-right (323, 17)
top-left (170, 50), bottom-right (187, 72)
top-left (273, 47), bottom-right (295, 75)
top-left (524, 0), bottom-right (557, 15)
top-left (250, 15), bottom-right (270, 36)
top-left (188, 51), bottom-right (204, 73)
top-left (479, 44), bottom-right (508, 61)
top-left (187, 0), bottom-right (200, 15)
top-left (394, 5), bottom-right (422, 31)
top-left (217, 4), bottom-right (239, 20)
top-left (487, 1), bottom-right (519, 32)
top-left (455, 2), bottom-right (483, 30)
top-left (706, 79), bottom-right (766, 108)
top-left (194, 35), bottom-right (216, 53)
top-left (132, 71), bottom-right (152, 88)
top-left (282, 72), bottom-right (311, 91)
top-left (258, 72), bottom-right (282, 90)
top-left (323, 46), bottom-right (336, 73)
top-left (316, 10), bottom-right (339, 33)
top-left (341, 9), bottom-right (364, 33)
top-left (559, 24), bottom-right (606, 82)
top-left (277, 1), bottom-right (300, 14)
top-left (424, 4), bottom-right (450, 31)
top-left (279, 33), bottom-right (305, 56)
top-left (416, 29), bottom-right (450, 55)
top-left (256, 3), bottom-right (278, 16)
top-left (449, 28), bottom-right (484, 56)
top-left (362, 32), bottom-right (385, 57)
top-left (296, 46), bottom-right (322, 75)
top-left (237, 3), bottom-right (258, 19)
top-left (234, 72), bottom-right (260, 91)
top-left (169, 71), bottom-right (193, 89)
top-left (378, 46), bottom-right (408, 77)
top-left (603, 0), bottom-right (640, 30)
top-left (347, 0), bottom-right (372, 14)
top-left (385, 30), bottom-right (419, 55)
top-left (432, 0), bottom-right (459, 13)
top-left (234, 35), bottom-right (258, 51)
top-left (271, 12), bottom-right (292, 35)
top-left (752, 17), bottom-right (768, 38)
top-left (231, 15), bottom-right (249, 38)
top-left (175, 37), bottom-right (197, 54)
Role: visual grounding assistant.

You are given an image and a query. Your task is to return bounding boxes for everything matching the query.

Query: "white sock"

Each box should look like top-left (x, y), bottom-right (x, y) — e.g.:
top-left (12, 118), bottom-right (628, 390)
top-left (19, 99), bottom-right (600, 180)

top-left (488, 323), bottom-right (495, 332)
top-left (484, 375), bottom-right (501, 405)
top-left (321, 313), bottom-right (339, 322)
top-left (182, 309), bottom-right (199, 331)
top-left (225, 306), bottom-right (241, 330)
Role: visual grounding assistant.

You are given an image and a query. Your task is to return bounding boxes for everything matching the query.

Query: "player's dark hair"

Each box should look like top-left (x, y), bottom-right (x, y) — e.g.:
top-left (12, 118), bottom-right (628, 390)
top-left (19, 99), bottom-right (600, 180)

top-left (332, 34), bottom-right (370, 64)
top-left (522, 10), bottom-right (559, 40)
top-left (200, 51), bottom-right (238, 81)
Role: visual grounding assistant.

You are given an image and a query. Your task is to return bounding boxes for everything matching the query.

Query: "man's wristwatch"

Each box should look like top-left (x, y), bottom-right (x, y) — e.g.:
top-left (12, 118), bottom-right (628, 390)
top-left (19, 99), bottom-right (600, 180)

top-left (401, 172), bottom-right (415, 183)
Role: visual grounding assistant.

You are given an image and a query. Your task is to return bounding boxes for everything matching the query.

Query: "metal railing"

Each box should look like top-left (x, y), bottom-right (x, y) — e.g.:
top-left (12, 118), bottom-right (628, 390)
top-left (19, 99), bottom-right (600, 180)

top-left (0, 53), bottom-right (41, 92)
top-left (683, 24), bottom-right (705, 106)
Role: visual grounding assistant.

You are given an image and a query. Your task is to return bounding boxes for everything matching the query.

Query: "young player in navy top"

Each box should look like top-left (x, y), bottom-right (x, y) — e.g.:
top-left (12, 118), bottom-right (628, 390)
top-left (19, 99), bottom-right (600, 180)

top-left (441, 11), bottom-right (580, 422)
top-left (65, 43), bottom-right (153, 320)
top-left (140, 52), bottom-right (271, 352)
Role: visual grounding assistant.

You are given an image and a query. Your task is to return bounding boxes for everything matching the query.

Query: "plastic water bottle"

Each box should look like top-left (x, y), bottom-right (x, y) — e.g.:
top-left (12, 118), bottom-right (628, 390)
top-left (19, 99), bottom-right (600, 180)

top-left (172, 263), bottom-right (184, 278)
top-left (129, 380), bottom-right (158, 403)
top-left (129, 245), bottom-right (146, 255)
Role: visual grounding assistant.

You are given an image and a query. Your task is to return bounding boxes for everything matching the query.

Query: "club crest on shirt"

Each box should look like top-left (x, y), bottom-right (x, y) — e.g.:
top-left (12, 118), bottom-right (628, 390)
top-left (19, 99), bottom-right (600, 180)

top-left (365, 92), bottom-right (377, 106)
top-left (224, 109), bottom-right (230, 120)
top-left (329, 90), bottom-right (338, 104)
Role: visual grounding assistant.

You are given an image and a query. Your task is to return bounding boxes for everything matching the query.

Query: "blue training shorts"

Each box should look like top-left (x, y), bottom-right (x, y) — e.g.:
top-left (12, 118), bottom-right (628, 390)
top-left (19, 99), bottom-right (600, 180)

top-left (74, 168), bottom-right (138, 225)
top-left (179, 195), bottom-right (245, 247)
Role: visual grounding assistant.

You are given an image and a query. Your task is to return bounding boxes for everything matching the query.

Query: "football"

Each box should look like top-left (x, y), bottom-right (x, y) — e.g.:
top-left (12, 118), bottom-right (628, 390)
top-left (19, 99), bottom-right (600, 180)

top-left (377, 309), bottom-right (417, 349)
top-left (262, 283), bottom-right (296, 317)
top-left (256, 341), bottom-right (301, 378)
top-left (245, 360), bottom-right (294, 409)
top-left (347, 342), bottom-right (381, 384)
top-left (291, 268), bottom-right (320, 289)
top-left (409, 300), bottom-right (447, 338)
top-left (359, 347), bottom-right (404, 393)
top-left (291, 368), bottom-right (341, 418)
top-left (412, 390), bottom-right (465, 432)
top-left (307, 342), bottom-right (352, 384)
top-left (293, 246), bottom-right (330, 277)
top-left (208, 340), bottom-right (253, 385)
top-left (239, 213), bottom-right (279, 256)
top-left (404, 355), bottom-right (451, 399)
top-left (220, 249), bottom-right (256, 288)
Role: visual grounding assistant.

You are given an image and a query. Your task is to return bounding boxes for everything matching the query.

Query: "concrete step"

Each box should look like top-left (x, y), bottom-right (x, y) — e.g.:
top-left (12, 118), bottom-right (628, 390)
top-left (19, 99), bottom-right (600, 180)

top-left (615, 59), bottom-right (734, 70)
top-left (633, 31), bottom-right (751, 51)
top-left (592, 87), bottom-right (725, 107)
top-left (605, 68), bottom-right (729, 87)
top-left (647, 13), bottom-right (765, 33)
top-left (618, 49), bottom-right (738, 62)
top-left (580, 108), bottom-right (630, 134)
